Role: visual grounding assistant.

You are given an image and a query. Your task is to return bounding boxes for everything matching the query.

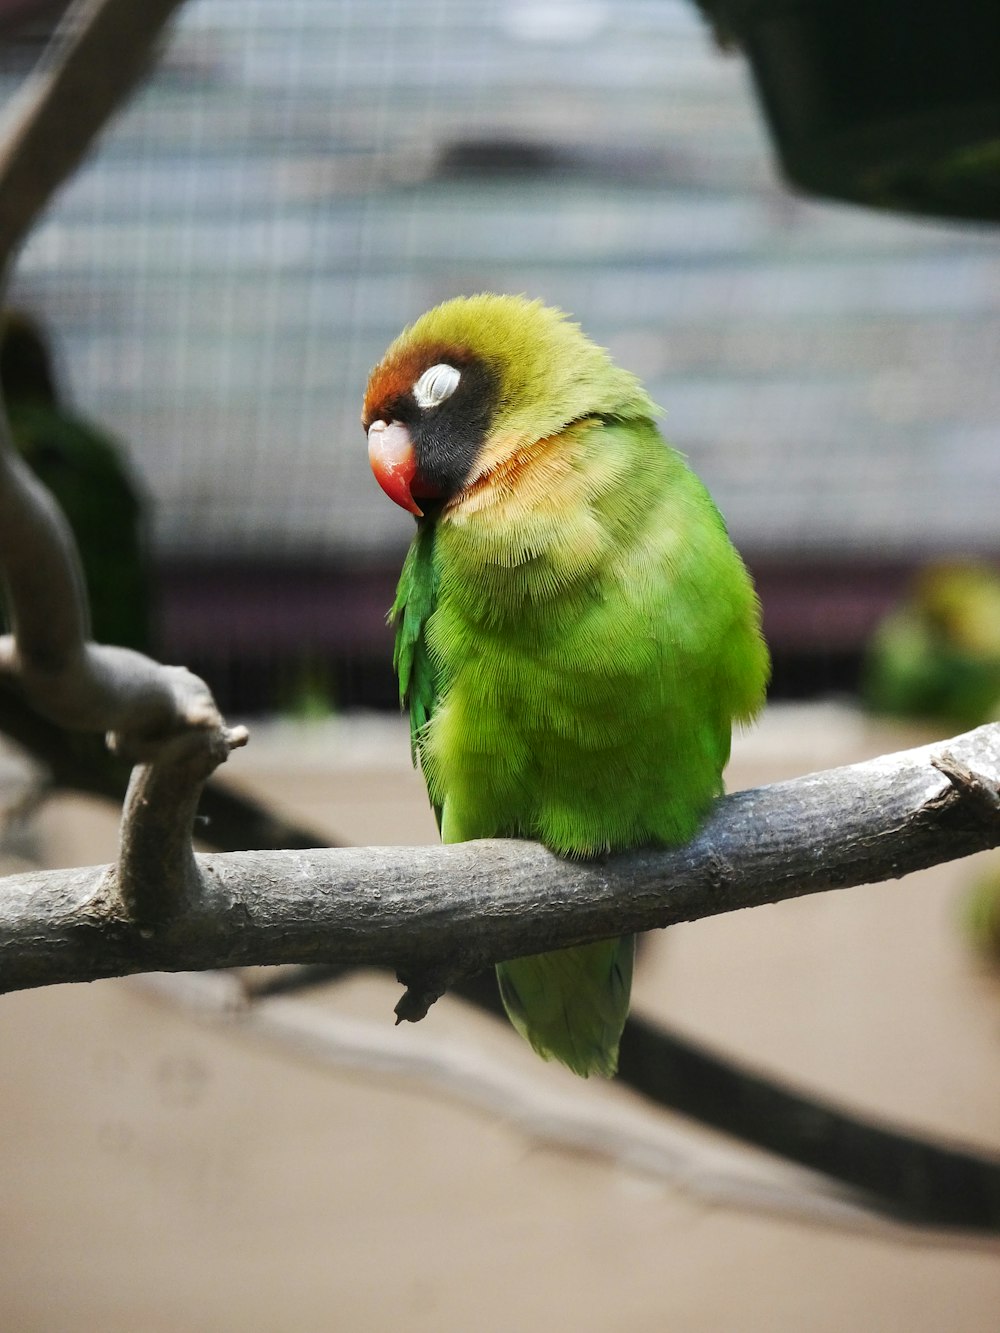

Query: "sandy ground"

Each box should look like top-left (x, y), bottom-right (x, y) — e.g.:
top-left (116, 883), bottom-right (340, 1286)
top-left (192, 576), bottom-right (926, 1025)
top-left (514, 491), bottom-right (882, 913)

top-left (2, 704), bottom-right (1000, 1331)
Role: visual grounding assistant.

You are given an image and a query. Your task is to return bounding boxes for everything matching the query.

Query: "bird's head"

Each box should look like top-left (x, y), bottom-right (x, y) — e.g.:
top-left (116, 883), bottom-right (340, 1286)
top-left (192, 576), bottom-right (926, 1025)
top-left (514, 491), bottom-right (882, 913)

top-left (363, 294), bottom-right (654, 517)
top-left (1, 308), bottom-right (59, 409)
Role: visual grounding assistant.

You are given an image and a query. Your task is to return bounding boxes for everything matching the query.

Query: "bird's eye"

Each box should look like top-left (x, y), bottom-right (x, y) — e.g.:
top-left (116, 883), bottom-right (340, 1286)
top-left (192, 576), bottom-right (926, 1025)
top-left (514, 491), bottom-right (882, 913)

top-left (413, 363), bottom-right (460, 409)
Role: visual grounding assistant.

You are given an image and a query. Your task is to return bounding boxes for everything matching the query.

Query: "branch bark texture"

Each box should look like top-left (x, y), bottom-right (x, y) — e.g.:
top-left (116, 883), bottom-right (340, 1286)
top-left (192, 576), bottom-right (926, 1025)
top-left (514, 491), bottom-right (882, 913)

top-left (2, 723), bottom-right (998, 995)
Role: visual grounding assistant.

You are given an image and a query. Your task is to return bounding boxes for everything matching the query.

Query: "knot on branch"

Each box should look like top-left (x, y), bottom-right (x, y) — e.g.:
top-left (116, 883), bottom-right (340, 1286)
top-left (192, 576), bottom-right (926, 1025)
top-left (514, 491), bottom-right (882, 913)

top-left (704, 849), bottom-right (736, 893)
top-left (103, 662), bottom-right (244, 763)
top-left (394, 964), bottom-right (466, 1024)
top-left (930, 752), bottom-right (1000, 824)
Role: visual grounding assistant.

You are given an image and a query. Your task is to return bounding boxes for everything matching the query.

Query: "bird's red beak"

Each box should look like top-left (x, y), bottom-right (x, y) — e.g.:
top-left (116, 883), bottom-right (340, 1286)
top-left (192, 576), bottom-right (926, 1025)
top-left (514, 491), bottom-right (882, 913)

top-left (367, 419), bottom-right (423, 516)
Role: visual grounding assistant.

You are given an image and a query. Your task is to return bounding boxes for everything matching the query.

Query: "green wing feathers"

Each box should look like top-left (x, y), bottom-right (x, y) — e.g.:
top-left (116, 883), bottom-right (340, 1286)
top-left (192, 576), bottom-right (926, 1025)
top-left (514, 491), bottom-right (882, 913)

top-left (419, 420), bottom-right (769, 860)
top-left (6, 402), bottom-right (152, 653)
top-left (497, 937), bottom-right (635, 1078)
top-left (390, 520), bottom-right (440, 770)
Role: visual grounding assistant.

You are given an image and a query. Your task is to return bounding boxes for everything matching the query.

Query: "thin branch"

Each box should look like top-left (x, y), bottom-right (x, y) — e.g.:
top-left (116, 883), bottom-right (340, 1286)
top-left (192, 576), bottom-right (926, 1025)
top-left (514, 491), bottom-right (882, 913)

top-left (0, 442), bottom-right (248, 928)
top-left (139, 971), bottom-right (1000, 1252)
top-left (236, 960), bottom-right (1000, 1233)
top-left (450, 966), bottom-right (1000, 1233)
top-left (0, 722), bottom-right (998, 994)
top-left (615, 1006), bottom-right (1000, 1232)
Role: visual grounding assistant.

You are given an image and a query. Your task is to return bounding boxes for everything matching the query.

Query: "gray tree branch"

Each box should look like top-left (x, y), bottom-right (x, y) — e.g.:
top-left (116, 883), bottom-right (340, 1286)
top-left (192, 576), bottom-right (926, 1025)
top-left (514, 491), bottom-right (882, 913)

top-left (1, 722), bottom-right (998, 997)
top-left (0, 0), bottom-right (246, 930)
top-left (0, 0), bottom-right (187, 263)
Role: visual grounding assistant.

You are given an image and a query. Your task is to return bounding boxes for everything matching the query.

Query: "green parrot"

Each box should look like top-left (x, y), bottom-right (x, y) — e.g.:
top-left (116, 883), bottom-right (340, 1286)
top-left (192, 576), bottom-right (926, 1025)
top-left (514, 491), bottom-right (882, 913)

top-left (364, 294), bottom-right (769, 1077)
top-left (0, 309), bottom-right (153, 653)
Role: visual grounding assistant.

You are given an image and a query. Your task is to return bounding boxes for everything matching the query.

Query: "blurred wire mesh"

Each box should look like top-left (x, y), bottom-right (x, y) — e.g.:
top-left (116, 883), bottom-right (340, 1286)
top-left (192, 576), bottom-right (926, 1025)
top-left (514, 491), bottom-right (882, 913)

top-left (1, 0), bottom-right (998, 706)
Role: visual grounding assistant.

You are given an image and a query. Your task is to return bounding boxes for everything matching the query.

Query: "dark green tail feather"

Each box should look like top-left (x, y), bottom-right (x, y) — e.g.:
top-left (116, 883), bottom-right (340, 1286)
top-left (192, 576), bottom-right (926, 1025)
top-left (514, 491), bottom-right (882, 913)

top-left (496, 935), bottom-right (635, 1078)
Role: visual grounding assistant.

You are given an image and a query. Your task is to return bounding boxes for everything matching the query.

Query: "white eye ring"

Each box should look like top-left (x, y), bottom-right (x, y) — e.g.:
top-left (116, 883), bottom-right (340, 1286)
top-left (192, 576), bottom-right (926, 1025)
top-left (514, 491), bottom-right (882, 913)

top-left (413, 362), bottom-right (461, 409)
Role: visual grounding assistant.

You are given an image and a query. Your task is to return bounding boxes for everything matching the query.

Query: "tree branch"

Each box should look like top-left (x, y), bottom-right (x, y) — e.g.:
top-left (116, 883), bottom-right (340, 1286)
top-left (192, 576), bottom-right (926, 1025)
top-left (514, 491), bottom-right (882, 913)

top-left (1, 722), bottom-right (998, 995)
top-left (0, 0), bottom-right (253, 931)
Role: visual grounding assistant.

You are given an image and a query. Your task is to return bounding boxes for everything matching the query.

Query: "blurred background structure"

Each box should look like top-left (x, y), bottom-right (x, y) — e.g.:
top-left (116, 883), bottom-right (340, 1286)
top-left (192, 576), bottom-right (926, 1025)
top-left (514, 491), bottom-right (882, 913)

top-left (1, 0), bottom-right (998, 712)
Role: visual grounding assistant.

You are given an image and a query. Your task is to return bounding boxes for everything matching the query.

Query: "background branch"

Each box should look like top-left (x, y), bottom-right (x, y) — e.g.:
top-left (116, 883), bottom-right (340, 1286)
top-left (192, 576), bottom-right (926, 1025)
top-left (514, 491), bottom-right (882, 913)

top-left (237, 961), bottom-right (1000, 1234)
top-left (140, 971), bottom-right (1000, 1250)
top-left (0, 0), bottom-right (187, 264)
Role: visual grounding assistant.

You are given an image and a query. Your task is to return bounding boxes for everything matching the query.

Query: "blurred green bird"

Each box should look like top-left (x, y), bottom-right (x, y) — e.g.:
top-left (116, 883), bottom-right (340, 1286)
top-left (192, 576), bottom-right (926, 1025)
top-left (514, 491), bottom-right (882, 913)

top-left (862, 559), bottom-right (1000, 730)
top-left (0, 308), bottom-right (154, 654)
